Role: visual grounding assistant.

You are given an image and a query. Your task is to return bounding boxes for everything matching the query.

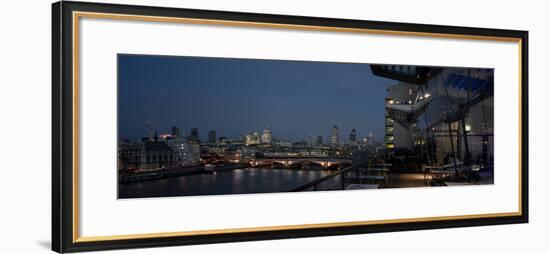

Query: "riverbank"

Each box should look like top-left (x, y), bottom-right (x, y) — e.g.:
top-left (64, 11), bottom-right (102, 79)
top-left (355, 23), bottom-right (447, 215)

top-left (119, 163), bottom-right (244, 183)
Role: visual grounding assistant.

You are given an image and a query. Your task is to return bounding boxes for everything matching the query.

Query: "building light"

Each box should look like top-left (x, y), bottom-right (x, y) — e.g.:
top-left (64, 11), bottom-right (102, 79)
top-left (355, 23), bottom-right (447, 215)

top-left (465, 124), bottom-right (471, 132)
top-left (425, 93), bottom-right (431, 98)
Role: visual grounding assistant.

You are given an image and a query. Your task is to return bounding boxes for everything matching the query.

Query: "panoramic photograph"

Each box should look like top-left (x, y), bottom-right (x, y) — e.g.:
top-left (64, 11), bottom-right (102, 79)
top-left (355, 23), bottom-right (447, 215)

top-left (117, 54), bottom-right (494, 199)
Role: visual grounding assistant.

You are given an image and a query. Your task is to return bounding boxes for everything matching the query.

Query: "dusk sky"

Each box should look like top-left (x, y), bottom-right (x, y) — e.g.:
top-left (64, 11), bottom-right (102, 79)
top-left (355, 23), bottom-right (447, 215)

top-left (118, 54), bottom-right (395, 142)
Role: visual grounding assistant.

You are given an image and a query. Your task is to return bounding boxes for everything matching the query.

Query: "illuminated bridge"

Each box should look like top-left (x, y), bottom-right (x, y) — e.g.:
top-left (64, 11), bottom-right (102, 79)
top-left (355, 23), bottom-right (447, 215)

top-left (249, 157), bottom-right (352, 169)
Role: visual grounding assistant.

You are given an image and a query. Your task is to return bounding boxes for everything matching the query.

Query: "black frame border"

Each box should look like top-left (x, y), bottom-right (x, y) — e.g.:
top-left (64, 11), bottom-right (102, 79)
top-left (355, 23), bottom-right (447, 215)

top-left (52, 1), bottom-right (528, 252)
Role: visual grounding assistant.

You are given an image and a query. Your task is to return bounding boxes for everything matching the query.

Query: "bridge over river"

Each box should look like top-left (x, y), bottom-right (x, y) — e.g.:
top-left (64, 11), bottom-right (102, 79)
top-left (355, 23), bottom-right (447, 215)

top-left (249, 157), bottom-right (352, 169)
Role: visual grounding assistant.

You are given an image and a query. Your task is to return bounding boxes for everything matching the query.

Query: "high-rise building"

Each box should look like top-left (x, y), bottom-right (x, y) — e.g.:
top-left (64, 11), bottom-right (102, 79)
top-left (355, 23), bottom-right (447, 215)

top-left (348, 128), bottom-right (357, 145)
top-left (364, 132), bottom-right (375, 145)
top-left (330, 125), bottom-right (339, 147)
top-left (171, 126), bottom-right (180, 137)
top-left (208, 130), bottom-right (217, 144)
top-left (311, 135), bottom-right (323, 147)
top-left (188, 128), bottom-right (200, 142)
top-left (261, 127), bottom-right (273, 145)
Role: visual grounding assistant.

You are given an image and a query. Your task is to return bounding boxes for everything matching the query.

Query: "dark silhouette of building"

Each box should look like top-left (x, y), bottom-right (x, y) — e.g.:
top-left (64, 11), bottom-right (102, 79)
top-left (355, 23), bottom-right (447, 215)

top-left (208, 130), bottom-right (217, 144)
top-left (141, 139), bottom-right (177, 168)
top-left (171, 126), bottom-right (180, 137)
top-left (188, 128), bottom-right (200, 142)
top-left (349, 128), bottom-right (357, 145)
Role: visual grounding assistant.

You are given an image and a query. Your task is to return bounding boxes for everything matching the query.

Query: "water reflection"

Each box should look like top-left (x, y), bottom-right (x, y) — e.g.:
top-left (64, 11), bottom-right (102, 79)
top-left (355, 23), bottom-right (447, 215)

top-left (118, 168), bottom-right (339, 199)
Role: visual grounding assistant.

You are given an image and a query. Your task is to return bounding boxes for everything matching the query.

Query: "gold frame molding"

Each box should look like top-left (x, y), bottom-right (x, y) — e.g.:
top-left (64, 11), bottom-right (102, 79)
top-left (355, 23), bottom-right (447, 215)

top-left (71, 11), bottom-right (523, 243)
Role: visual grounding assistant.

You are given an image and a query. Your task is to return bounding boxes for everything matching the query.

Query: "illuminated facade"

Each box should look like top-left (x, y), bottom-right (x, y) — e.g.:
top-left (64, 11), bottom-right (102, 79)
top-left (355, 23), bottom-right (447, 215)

top-left (374, 64), bottom-right (493, 167)
top-left (384, 106), bottom-right (395, 149)
top-left (245, 131), bottom-right (261, 145)
top-left (384, 82), bottom-right (418, 151)
top-left (237, 147), bottom-right (256, 162)
top-left (261, 127), bottom-right (273, 145)
top-left (166, 137), bottom-right (200, 166)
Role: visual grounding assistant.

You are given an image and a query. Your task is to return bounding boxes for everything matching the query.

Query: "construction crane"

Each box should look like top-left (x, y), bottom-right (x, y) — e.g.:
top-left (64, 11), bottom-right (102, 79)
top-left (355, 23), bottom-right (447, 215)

top-left (145, 88), bottom-right (164, 140)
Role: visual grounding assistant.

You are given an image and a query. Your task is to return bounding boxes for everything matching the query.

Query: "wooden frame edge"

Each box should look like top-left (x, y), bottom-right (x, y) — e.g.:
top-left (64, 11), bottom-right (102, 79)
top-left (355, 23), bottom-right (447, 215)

top-left (52, 1), bottom-right (529, 252)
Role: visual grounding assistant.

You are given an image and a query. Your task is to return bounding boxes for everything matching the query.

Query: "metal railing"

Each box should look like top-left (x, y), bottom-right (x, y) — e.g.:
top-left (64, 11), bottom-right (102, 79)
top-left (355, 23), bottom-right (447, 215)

top-left (290, 162), bottom-right (391, 192)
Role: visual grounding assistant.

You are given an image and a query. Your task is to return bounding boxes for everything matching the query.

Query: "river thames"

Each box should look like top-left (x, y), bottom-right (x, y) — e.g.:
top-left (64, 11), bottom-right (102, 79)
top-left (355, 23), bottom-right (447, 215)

top-left (118, 168), bottom-right (340, 198)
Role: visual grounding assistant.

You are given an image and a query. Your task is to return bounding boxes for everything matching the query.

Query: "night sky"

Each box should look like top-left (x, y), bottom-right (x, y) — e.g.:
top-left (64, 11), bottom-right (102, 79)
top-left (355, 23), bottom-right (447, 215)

top-left (118, 54), bottom-right (395, 142)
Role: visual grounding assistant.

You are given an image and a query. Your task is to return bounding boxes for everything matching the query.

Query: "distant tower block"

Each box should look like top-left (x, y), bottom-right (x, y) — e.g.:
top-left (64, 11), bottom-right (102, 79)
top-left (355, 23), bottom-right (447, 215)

top-left (208, 130), bottom-right (217, 144)
top-left (367, 132), bottom-right (374, 144)
top-left (311, 135), bottom-right (323, 147)
top-left (349, 128), bottom-right (357, 145)
top-left (189, 128), bottom-right (200, 142)
top-left (330, 125), bottom-right (340, 147)
top-left (171, 126), bottom-right (180, 137)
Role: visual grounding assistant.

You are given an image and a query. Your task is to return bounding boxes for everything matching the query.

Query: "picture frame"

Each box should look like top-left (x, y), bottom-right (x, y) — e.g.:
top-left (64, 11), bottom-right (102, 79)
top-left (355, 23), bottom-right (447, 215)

top-left (52, 1), bottom-right (528, 252)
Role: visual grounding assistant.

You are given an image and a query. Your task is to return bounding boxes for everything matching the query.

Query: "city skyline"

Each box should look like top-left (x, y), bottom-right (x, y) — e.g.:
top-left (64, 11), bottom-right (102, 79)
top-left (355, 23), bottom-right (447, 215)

top-left (140, 124), bottom-right (379, 145)
top-left (118, 54), bottom-right (394, 141)
top-left (118, 57), bottom-right (494, 198)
